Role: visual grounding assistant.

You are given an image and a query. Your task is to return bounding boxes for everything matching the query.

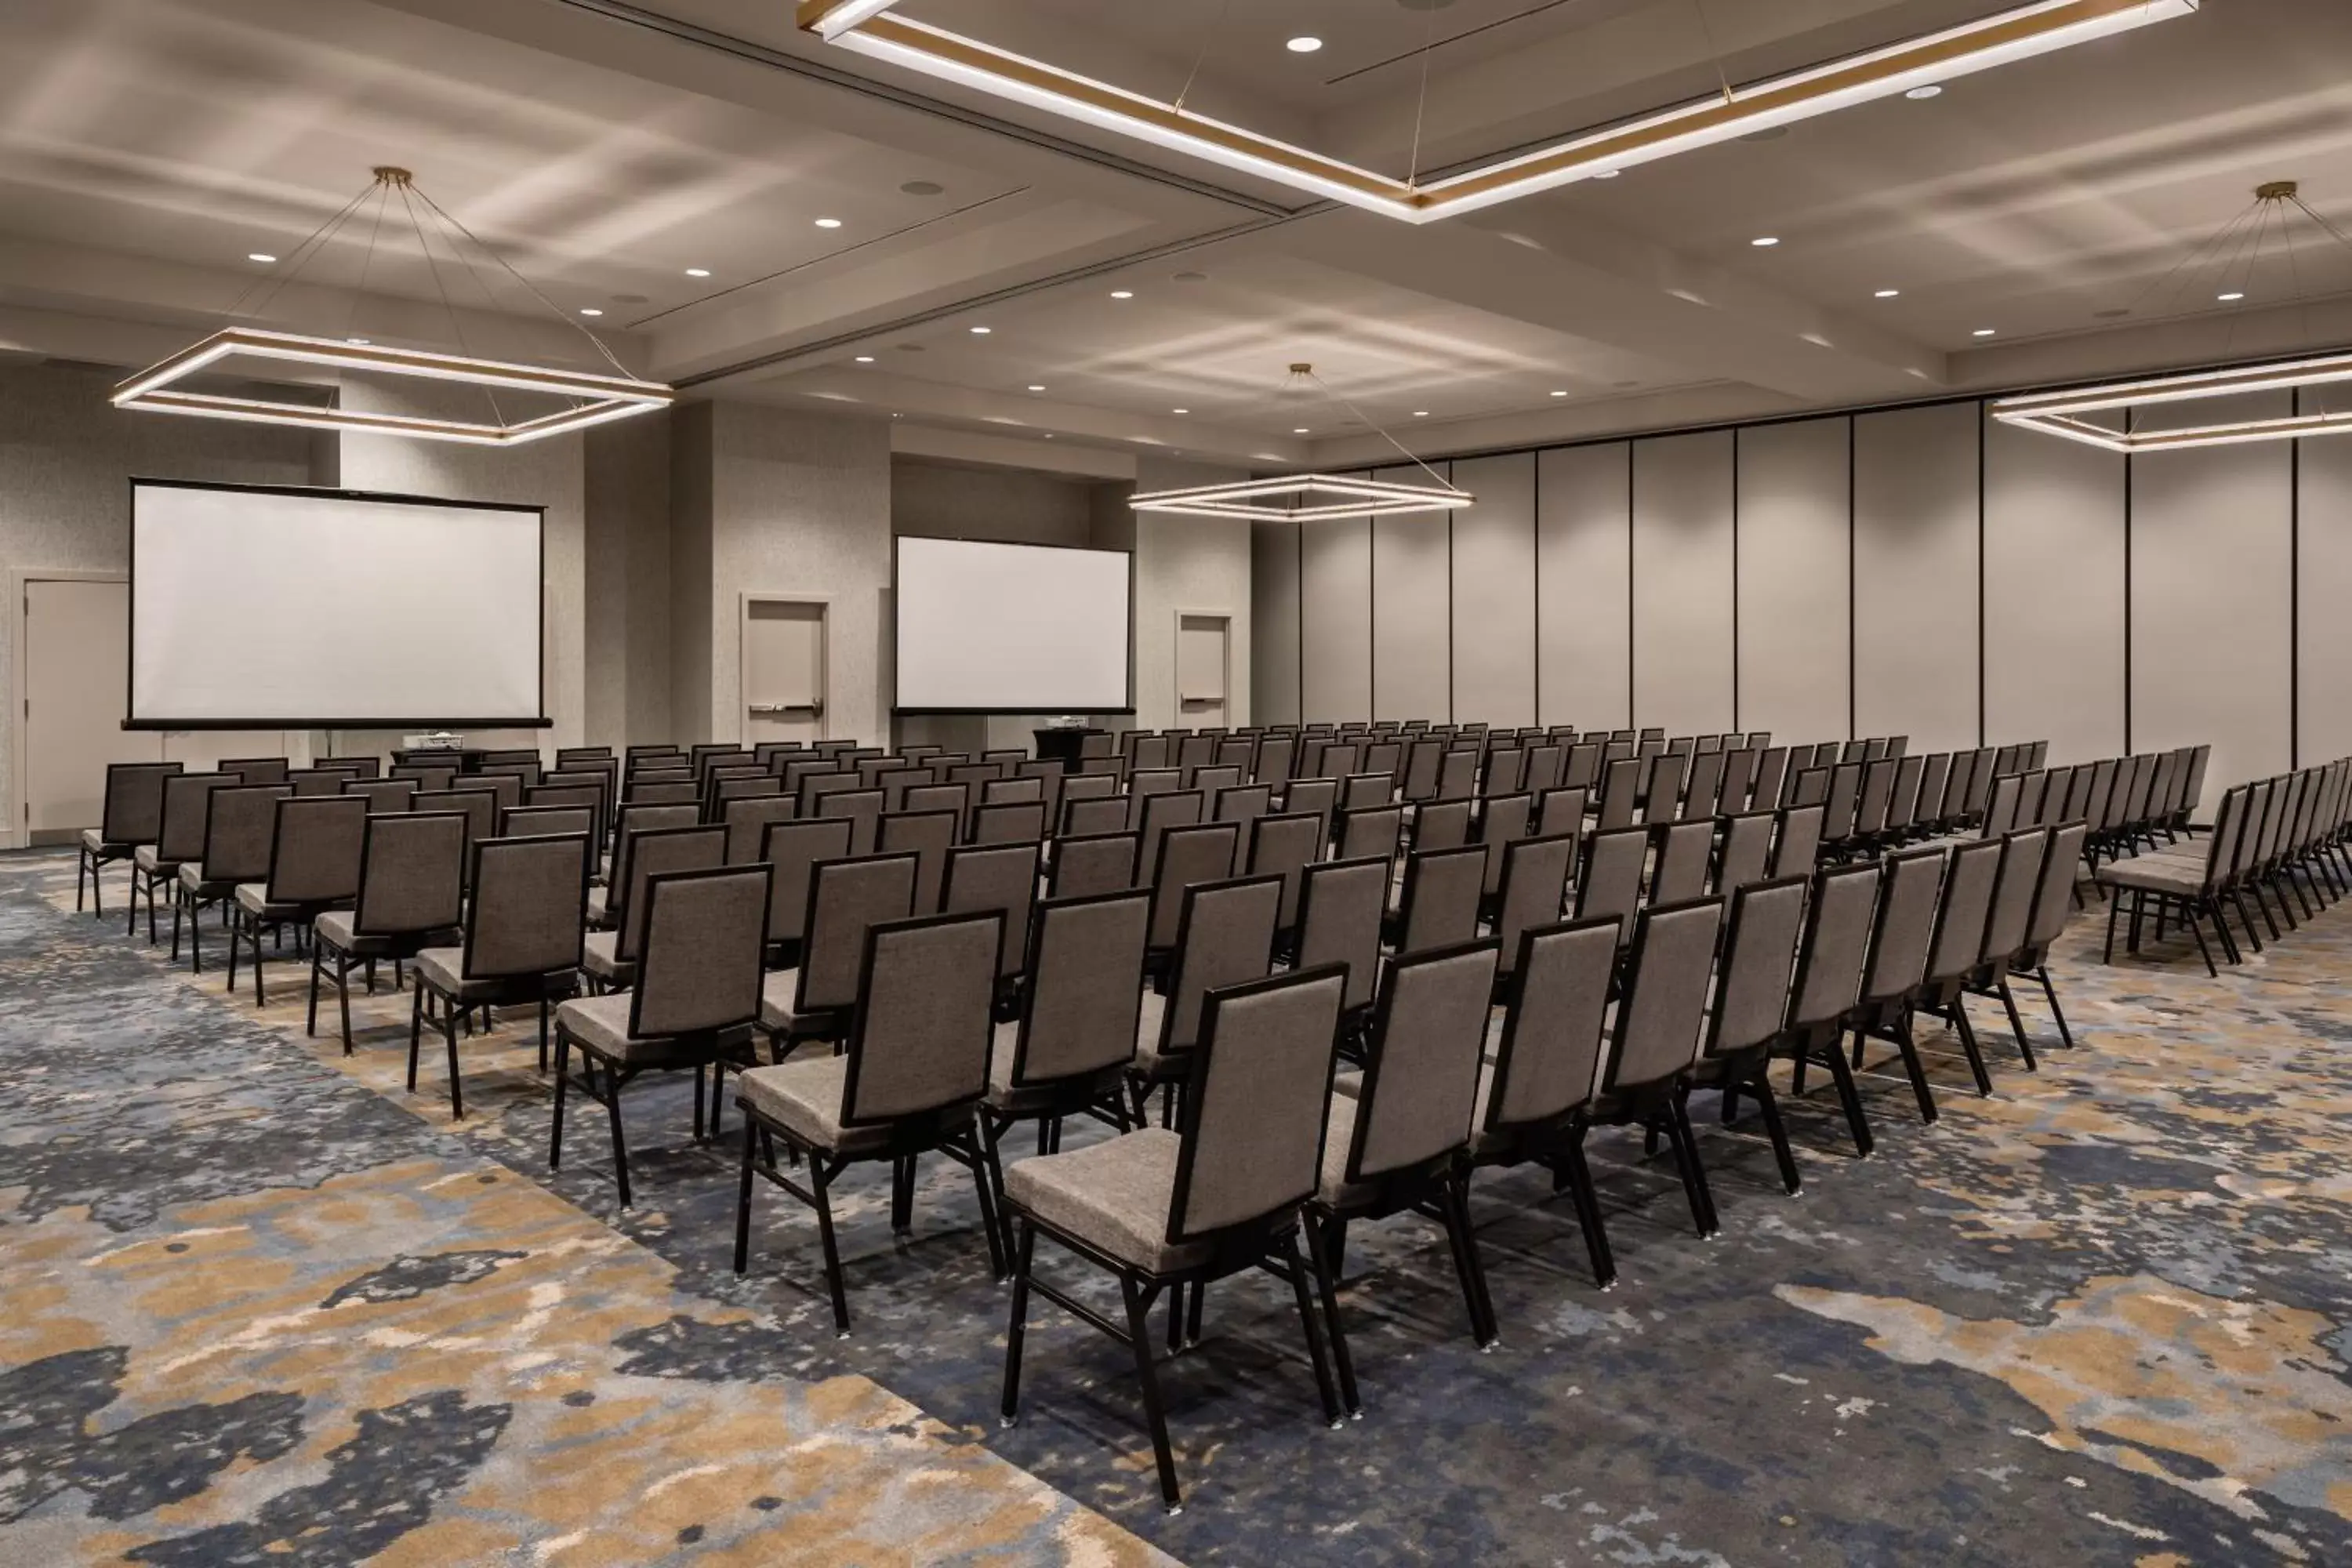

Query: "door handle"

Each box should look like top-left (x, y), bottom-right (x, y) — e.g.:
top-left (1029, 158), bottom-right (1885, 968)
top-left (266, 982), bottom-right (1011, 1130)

top-left (750, 702), bottom-right (823, 717)
top-left (1180, 694), bottom-right (1220, 705)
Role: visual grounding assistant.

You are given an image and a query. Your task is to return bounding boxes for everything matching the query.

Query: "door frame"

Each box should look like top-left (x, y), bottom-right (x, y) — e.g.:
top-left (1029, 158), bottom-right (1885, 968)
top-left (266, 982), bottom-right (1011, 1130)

top-left (737, 592), bottom-right (833, 746)
top-left (1172, 607), bottom-right (1233, 729)
top-left (9, 567), bottom-right (135, 851)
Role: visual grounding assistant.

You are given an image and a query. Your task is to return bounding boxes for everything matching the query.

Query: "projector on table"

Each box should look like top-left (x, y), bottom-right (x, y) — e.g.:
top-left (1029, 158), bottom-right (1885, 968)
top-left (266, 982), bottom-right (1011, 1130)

top-left (403, 731), bottom-right (466, 750)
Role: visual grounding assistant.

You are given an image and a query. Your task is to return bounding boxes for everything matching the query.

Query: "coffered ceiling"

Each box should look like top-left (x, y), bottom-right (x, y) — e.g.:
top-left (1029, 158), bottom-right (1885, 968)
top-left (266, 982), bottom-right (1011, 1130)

top-left (2, 0), bottom-right (2349, 470)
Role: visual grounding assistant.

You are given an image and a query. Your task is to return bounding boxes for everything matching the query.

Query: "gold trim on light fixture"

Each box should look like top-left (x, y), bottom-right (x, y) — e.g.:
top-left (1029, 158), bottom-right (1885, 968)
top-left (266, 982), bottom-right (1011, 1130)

top-left (1131, 474), bottom-right (1477, 521)
top-left (112, 328), bottom-right (673, 446)
top-left (1991, 351), bottom-right (2352, 453)
top-left (800, 0), bottom-right (2197, 223)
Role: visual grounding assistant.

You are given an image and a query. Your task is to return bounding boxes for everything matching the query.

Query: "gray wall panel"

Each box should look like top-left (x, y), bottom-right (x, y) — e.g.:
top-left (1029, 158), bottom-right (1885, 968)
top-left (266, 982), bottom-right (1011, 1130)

top-left (1300, 516), bottom-right (1372, 722)
top-left (2300, 418), bottom-right (2352, 764)
top-left (1450, 453), bottom-right (1537, 728)
top-left (1251, 521), bottom-right (1301, 727)
top-left (1536, 444), bottom-right (1632, 729)
top-left (1984, 406), bottom-right (2126, 763)
top-left (1633, 430), bottom-right (1736, 735)
top-left (1371, 464), bottom-right (1454, 723)
top-left (1854, 402), bottom-right (1980, 754)
top-left (1736, 418), bottom-right (1850, 744)
top-left (2132, 393), bottom-right (2294, 814)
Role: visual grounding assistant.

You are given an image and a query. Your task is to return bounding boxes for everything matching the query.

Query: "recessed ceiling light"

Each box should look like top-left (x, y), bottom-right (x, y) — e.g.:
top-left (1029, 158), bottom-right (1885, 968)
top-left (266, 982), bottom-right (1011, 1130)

top-left (1751, 236), bottom-right (1780, 247)
top-left (1173, 270), bottom-right (1208, 282)
top-left (1412, 410), bottom-right (1428, 417)
top-left (1294, 426), bottom-right (1310, 434)
top-left (1905, 84), bottom-right (1944, 100)
top-left (1110, 289), bottom-right (1134, 299)
top-left (1875, 288), bottom-right (1900, 298)
top-left (685, 267), bottom-right (711, 278)
top-left (1592, 169), bottom-right (1621, 180)
top-left (1172, 407), bottom-right (1189, 414)
top-left (1549, 389), bottom-right (1568, 397)
top-left (2218, 291), bottom-right (2246, 302)
top-left (855, 354), bottom-right (875, 363)
top-left (1973, 328), bottom-right (1997, 337)
top-left (347, 337), bottom-right (369, 345)
top-left (247, 252), bottom-right (277, 263)
top-left (970, 325), bottom-right (992, 334)
top-left (1287, 35), bottom-right (1323, 53)
top-left (1027, 383), bottom-right (1045, 392)
top-left (900, 180), bottom-right (944, 196)
top-left (579, 307), bottom-right (603, 317)
top-left (815, 216), bottom-right (843, 229)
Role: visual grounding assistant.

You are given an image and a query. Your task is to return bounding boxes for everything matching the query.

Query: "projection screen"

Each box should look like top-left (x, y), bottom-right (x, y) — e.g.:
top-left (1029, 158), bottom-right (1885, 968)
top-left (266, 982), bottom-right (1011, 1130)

top-left (894, 535), bottom-right (1133, 713)
top-left (129, 479), bottom-right (545, 728)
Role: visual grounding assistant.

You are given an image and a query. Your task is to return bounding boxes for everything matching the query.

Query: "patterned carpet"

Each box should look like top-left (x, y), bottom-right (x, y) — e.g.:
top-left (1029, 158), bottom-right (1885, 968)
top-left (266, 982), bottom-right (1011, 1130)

top-left (4, 846), bottom-right (2350, 1566)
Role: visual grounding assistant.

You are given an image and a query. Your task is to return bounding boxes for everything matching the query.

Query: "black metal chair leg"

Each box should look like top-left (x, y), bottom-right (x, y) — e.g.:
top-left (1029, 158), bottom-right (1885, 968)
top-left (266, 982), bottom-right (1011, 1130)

top-left (1665, 1091), bottom-right (1720, 1236)
top-left (811, 1156), bottom-right (850, 1334)
top-left (549, 1033), bottom-right (571, 1170)
top-left (2034, 967), bottom-right (2074, 1051)
top-left (1559, 1127), bottom-right (1617, 1288)
top-left (2185, 901), bottom-right (2220, 978)
top-left (1119, 1276), bottom-right (1184, 1512)
top-left (1000, 1220), bottom-right (1036, 1425)
top-left (733, 1117), bottom-right (758, 1274)
top-left (1947, 999), bottom-right (1994, 1095)
top-left (603, 1061), bottom-right (632, 1208)
top-left (1278, 1229), bottom-right (1344, 1426)
top-left (444, 1004), bottom-right (465, 1118)
top-left (1303, 1212), bottom-right (1361, 1417)
top-left (1816, 1041), bottom-right (1875, 1157)
top-left (1995, 978), bottom-right (2038, 1072)
top-left (1747, 1073), bottom-right (1802, 1194)
top-left (1889, 1014), bottom-right (1940, 1124)
top-left (306, 945), bottom-right (322, 1036)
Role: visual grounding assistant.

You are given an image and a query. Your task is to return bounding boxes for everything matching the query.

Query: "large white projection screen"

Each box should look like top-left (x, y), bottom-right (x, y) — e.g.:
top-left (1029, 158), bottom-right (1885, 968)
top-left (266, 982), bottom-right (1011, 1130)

top-left (130, 481), bottom-right (544, 727)
top-left (895, 536), bottom-right (1132, 712)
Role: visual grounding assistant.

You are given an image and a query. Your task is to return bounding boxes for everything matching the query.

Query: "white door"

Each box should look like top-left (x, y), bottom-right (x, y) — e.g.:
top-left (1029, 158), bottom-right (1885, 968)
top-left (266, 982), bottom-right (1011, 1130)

top-left (742, 598), bottom-right (827, 746)
top-left (1177, 613), bottom-right (1230, 730)
top-left (23, 578), bottom-right (161, 844)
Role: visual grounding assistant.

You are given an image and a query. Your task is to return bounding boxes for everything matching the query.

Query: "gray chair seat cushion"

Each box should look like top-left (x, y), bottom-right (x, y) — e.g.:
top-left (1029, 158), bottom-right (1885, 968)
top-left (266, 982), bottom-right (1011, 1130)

top-left (581, 931), bottom-right (634, 984)
top-left (759, 970), bottom-right (802, 1033)
top-left (2096, 857), bottom-right (2205, 894)
top-left (82, 829), bottom-right (132, 855)
top-left (557, 993), bottom-right (753, 1065)
top-left (586, 886), bottom-right (611, 925)
top-left (986, 1021), bottom-right (1125, 1112)
top-left (133, 846), bottom-right (175, 874)
top-left (1001, 1127), bottom-right (1210, 1276)
top-left (315, 911), bottom-right (455, 956)
top-left (178, 863), bottom-right (233, 896)
top-left (735, 1055), bottom-right (937, 1156)
top-left (234, 883), bottom-right (317, 920)
top-left (1316, 1100), bottom-right (1367, 1206)
top-left (414, 946), bottom-right (572, 1003)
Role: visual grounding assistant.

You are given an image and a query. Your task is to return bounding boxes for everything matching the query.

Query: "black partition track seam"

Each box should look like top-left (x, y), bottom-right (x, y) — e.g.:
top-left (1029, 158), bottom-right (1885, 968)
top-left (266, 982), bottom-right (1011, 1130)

top-left (1532, 454), bottom-right (1543, 726)
top-left (1366, 486), bottom-right (1377, 726)
top-left (1625, 443), bottom-right (1637, 728)
top-left (1976, 403), bottom-right (1987, 750)
top-left (1446, 460), bottom-right (1457, 725)
top-left (1846, 416), bottom-right (1857, 743)
top-left (2124, 435), bottom-right (2136, 757)
top-left (2292, 386), bottom-right (2303, 769)
top-left (1295, 520), bottom-right (1306, 725)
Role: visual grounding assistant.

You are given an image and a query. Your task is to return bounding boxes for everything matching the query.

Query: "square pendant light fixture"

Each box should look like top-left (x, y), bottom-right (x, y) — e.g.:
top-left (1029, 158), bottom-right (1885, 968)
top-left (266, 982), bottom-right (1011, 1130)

top-left (798, 0), bottom-right (2196, 223)
top-left (1130, 474), bottom-right (1475, 521)
top-left (112, 327), bottom-right (674, 446)
top-left (1991, 353), bottom-right (2352, 452)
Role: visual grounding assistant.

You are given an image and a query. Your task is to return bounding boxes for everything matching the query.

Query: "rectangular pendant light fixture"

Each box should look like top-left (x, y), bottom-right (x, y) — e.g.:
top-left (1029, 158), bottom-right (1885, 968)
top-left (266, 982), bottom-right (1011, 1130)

top-left (1131, 474), bottom-right (1475, 521)
top-left (799, 0), bottom-right (2198, 223)
top-left (112, 327), bottom-right (673, 446)
top-left (1991, 351), bottom-right (2352, 452)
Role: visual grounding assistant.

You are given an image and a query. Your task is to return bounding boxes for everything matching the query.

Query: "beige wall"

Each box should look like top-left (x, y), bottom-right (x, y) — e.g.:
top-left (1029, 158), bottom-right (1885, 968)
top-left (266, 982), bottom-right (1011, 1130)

top-left (585, 412), bottom-right (672, 747)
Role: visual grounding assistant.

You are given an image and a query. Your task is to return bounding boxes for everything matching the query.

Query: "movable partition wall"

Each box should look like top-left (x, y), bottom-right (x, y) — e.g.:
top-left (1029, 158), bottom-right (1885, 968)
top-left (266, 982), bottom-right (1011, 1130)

top-left (1254, 393), bottom-right (2352, 816)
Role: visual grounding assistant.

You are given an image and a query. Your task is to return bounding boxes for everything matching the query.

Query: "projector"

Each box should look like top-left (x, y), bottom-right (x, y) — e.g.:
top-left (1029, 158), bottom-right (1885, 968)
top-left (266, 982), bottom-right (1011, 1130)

top-left (403, 731), bottom-right (466, 750)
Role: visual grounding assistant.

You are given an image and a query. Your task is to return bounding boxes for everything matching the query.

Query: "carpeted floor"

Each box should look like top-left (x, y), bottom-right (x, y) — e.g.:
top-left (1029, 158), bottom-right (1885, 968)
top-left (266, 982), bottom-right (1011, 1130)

top-left (4, 846), bottom-right (2350, 1566)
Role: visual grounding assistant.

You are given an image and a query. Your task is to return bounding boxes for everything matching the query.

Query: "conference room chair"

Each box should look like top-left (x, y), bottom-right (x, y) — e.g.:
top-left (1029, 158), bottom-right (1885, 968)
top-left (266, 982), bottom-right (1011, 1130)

top-left (222, 757), bottom-right (290, 786)
top-left (1001, 964), bottom-right (1345, 1512)
top-left (223, 794), bottom-right (368, 1006)
top-left (1051, 829), bottom-right (1138, 900)
top-left (390, 764), bottom-right (459, 795)
top-left (879, 808), bottom-right (957, 916)
top-left (1465, 916), bottom-right (1632, 1288)
top-left (1334, 803), bottom-right (1403, 873)
top-left (584, 824), bottom-right (728, 994)
top-left (1714, 809), bottom-right (1777, 894)
top-left (594, 805), bottom-right (701, 927)
top-left (1687, 877), bottom-right (1810, 1196)
top-left (759, 817), bottom-right (854, 970)
top-left (1748, 746), bottom-right (1791, 814)
top-left (1186, 764), bottom-right (1243, 800)
top-left (1637, 737), bottom-right (1668, 764)
top-left (1306, 939), bottom-right (1503, 1414)
top-left (133, 771), bottom-right (229, 942)
top-left (1681, 749), bottom-right (1727, 824)
top-left (708, 773), bottom-right (784, 824)
top-left (1819, 762), bottom-right (1862, 848)
top-left (501, 804), bottom-right (591, 840)
top-left (1435, 747), bottom-right (1479, 804)
top-left (1281, 776), bottom-right (1339, 849)
top-left (1774, 863), bottom-right (1883, 1156)
top-left (1210, 783), bottom-right (1272, 873)
top-left (526, 783), bottom-right (601, 843)
top-left (1334, 771), bottom-right (1385, 812)
top-left (285, 768), bottom-right (347, 798)
top-left (1595, 757), bottom-right (1642, 831)
top-left (1127, 768), bottom-right (1181, 821)
top-left (1849, 757), bottom-right (1898, 852)
top-left (945, 840), bottom-right (1042, 996)
top-left (1719, 746), bottom-right (1760, 812)
top-left (2003, 820), bottom-right (2090, 1053)
top-left (1650, 818), bottom-right (1715, 906)
top-left (1214, 738), bottom-right (1258, 775)
top-left (559, 744), bottom-right (616, 768)
top-left (1010, 766), bottom-right (1065, 833)
top-left (1644, 751), bottom-right (1689, 824)
top-left (797, 771), bottom-right (863, 823)
top-left (550, 863), bottom-right (771, 1205)
top-left (1490, 833), bottom-right (1576, 993)
top-left (1294, 856), bottom-right (1389, 1042)
top-left (1588, 897), bottom-right (1728, 1240)
top-left (1559, 742), bottom-right (1601, 793)
top-left (1254, 734), bottom-right (1298, 786)
top-left (318, 756), bottom-right (382, 779)
top-left (949, 762), bottom-right (1008, 790)
top-left (1061, 793), bottom-right (1131, 840)
top-left (410, 831), bottom-right (590, 1110)
top-left (1129, 733), bottom-right (1174, 771)
top-left (1521, 744), bottom-right (1565, 795)
top-left (1145, 822), bottom-right (1244, 967)
top-left (174, 784), bottom-right (291, 973)
top-left (1960, 747), bottom-right (2000, 826)
top-left (982, 775), bottom-right (1045, 808)
top-left (1472, 792), bottom-right (1535, 906)
top-left (1880, 753), bottom-right (1926, 845)
top-left (1573, 826), bottom-right (1650, 947)
top-left (1406, 796), bottom-right (1469, 854)
top-left (721, 795), bottom-right (798, 866)
top-left (78, 760), bottom-right (180, 917)
top-left (1361, 741), bottom-right (1403, 783)
top-left (1127, 875), bottom-right (1282, 1127)
top-left (1835, 846), bottom-right (1949, 1130)
top-left (1957, 827), bottom-right (2054, 1070)
top-left (893, 779), bottom-right (966, 826)
top-left (481, 759), bottom-right (544, 791)
top-left (1905, 753), bottom-right (1951, 844)
top-left (815, 786), bottom-right (884, 858)
top-left (735, 906), bottom-right (1008, 1327)
top-left (1485, 746), bottom-right (1527, 797)
top-left (1400, 739), bottom-right (1444, 803)
top-left (410, 789), bottom-right (497, 873)
top-left (1773, 803), bottom-right (1827, 877)
top-left (976, 889), bottom-right (1152, 1239)
top-left (1237, 811), bottom-right (1319, 947)
top-left (1136, 789), bottom-right (1204, 889)
top-left (1527, 785), bottom-right (1581, 840)
top-left (972, 800), bottom-right (1047, 845)
top-left (306, 810), bottom-right (465, 1054)
top-left (761, 853), bottom-right (917, 1054)
top-left (629, 779), bottom-right (698, 809)
top-left (1389, 846), bottom-right (1484, 960)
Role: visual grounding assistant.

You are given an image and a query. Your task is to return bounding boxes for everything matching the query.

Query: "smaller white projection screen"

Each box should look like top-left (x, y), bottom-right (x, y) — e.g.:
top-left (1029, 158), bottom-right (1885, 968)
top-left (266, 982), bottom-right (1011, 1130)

top-left (895, 536), bottom-right (1132, 712)
top-left (130, 481), bottom-right (544, 728)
